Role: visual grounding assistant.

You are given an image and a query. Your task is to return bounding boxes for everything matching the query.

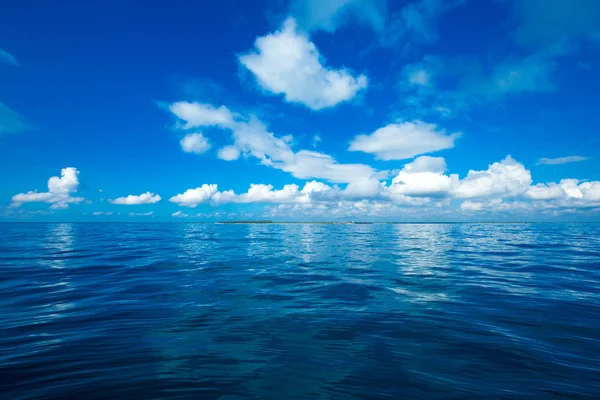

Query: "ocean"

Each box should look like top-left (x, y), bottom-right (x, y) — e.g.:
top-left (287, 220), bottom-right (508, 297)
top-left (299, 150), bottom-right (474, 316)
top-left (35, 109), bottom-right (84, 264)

top-left (1, 223), bottom-right (599, 399)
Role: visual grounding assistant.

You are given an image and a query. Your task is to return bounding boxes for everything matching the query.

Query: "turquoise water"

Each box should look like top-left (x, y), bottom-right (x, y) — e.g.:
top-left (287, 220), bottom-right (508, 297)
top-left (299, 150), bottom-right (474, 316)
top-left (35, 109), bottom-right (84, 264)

top-left (1, 223), bottom-right (600, 399)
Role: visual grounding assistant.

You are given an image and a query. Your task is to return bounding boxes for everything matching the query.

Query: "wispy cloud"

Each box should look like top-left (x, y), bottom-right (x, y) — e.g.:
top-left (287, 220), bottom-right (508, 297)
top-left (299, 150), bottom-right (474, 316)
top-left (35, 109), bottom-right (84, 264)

top-left (0, 102), bottom-right (30, 135)
top-left (0, 49), bottom-right (18, 66)
top-left (536, 156), bottom-right (590, 165)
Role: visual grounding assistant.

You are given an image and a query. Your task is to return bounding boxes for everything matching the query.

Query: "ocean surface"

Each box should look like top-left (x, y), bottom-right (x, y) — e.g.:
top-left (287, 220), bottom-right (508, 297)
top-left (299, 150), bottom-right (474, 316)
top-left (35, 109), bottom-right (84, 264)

top-left (1, 223), bottom-right (599, 399)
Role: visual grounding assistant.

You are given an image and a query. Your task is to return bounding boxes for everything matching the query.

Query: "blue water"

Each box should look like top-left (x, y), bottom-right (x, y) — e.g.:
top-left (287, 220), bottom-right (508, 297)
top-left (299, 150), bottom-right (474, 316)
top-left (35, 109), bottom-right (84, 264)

top-left (1, 223), bottom-right (600, 399)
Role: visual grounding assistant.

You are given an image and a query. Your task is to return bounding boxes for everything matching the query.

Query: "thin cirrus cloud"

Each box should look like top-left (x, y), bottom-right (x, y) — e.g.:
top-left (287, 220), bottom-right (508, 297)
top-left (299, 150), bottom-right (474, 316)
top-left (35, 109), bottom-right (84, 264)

top-left (348, 120), bottom-right (460, 160)
top-left (109, 192), bottom-right (161, 205)
top-left (238, 18), bottom-right (368, 110)
top-left (536, 156), bottom-right (590, 165)
top-left (0, 102), bottom-right (30, 135)
top-left (11, 167), bottom-right (84, 209)
top-left (0, 49), bottom-right (18, 66)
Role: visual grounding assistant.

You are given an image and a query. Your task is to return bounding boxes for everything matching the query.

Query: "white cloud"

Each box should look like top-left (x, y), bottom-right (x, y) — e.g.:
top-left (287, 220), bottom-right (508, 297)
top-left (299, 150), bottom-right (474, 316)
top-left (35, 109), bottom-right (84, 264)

top-left (349, 120), bottom-right (459, 160)
top-left (526, 179), bottom-right (600, 202)
top-left (128, 212), bottom-right (154, 217)
top-left (217, 145), bottom-right (241, 161)
top-left (11, 167), bottom-right (84, 209)
top-left (536, 155), bottom-right (589, 165)
top-left (526, 182), bottom-right (566, 200)
top-left (460, 201), bottom-right (484, 211)
top-left (238, 18), bottom-right (368, 110)
top-left (169, 184), bottom-right (218, 207)
top-left (236, 184), bottom-right (301, 203)
top-left (172, 211), bottom-right (190, 218)
top-left (93, 211), bottom-right (114, 216)
top-left (281, 150), bottom-right (380, 183)
top-left (0, 49), bottom-right (18, 66)
top-left (455, 156), bottom-right (533, 199)
top-left (388, 156), bottom-right (458, 197)
top-left (167, 103), bottom-right (380, 184)
top-left (169, 102), bottom-right (235, 129)
top-left (109, 192), bottom-right (161, 205)
top-left (180, 133), bottom-right (211, 154)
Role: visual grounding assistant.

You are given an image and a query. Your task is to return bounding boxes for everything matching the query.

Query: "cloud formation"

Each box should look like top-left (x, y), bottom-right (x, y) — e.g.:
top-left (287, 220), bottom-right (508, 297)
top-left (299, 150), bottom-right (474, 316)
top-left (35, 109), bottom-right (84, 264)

top-left (0, 49), bottom-right (18, 66)
top-left (349, 120), bottom-right (459, 160)
top-left (536, 156), bottom-right (590, 165)
top-left (180, 132), bottom-right (211, 154)
top-left (239, 18), bottom-right (368, 110)
top-left (11, 167), bottom-right (84, 209)
top-left (166, 101), bottom-right (381, 183)
top-left (0, 102), bottom-right (30, 135)
top-left (109, 192), bottom-right (161, 205)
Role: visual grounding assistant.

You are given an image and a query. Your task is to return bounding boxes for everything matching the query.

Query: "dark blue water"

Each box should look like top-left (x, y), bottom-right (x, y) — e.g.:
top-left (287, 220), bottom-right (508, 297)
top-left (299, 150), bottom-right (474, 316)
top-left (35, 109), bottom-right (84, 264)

top-left (1, 223), bottom-right (600, 399)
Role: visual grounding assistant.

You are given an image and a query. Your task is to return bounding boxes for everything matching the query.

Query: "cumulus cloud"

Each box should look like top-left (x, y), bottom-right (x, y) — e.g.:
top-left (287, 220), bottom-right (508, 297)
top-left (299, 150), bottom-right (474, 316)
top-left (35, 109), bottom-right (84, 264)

top-left (93, 211), bottom-right (114, 216)
top-left (166, 153), bottom-right (600, 217)
top-left (11, 167), bottom-right (84, 209)
top-left (0, 49), bottom-right (18, 66)
top-left (536, 156), bottom-right (590, 165)
top-left (217, 145), bottom-right (241, 161)
top-left (172, 211), bottom-right (189, 218)
top-left (526, 179), bottom-right (600, 203)
top-left (180, 132), bottom-right (211, 154)
top-left (387, 156), bottom-right (458, 197)
top-left (238, 18), bottom-right (368, 110)
top-left (167, 102), bottom-right (380, 184)
top-left (349, 120), bottom-right (459, 160)
top-left (109, 192), bottom-right (161, 205)
top-left (169, 184), bottom-right (219, 207)
top-left (455, 156), bottom-right (532, 199)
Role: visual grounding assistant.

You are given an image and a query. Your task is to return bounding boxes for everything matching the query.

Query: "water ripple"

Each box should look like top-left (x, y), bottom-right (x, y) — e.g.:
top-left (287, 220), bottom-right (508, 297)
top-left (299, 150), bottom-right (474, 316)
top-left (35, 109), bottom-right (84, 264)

top-left (1, 223), bottom-right (599, 399)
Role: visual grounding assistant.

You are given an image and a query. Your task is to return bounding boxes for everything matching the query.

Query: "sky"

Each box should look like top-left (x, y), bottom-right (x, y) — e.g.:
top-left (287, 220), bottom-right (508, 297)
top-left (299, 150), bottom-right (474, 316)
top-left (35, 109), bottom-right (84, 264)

top-left (1, 0), bottom-right (600, 222)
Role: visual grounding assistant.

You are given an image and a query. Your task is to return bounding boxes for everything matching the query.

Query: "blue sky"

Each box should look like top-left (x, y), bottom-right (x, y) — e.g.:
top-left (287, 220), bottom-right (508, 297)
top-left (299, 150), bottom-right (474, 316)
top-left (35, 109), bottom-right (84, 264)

top-left (1, 0), bottom-right (599, 221)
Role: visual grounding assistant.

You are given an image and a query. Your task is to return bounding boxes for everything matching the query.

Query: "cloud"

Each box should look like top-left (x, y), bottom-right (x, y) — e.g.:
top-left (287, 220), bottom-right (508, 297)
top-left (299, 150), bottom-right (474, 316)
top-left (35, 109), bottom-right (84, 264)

top-left (109, 192), bottom-right (161, 205)
top-left (387, 156), bottom-right (458, 197)
top-left (526, 179), bottom-right (600, 202)
top-left (217, 145), bottom-right (241, 161)
top-left (172, 211), bottom-right (190, 218)
top-left (289, 0), bottom-right (387, 33)
top-left (348, 120), bottom-right (459, 160)
top-left (180, 132), bottom-right (211, 154)
top-left (455, 156), bottom-right (533, 199)
top-left (11, 167), bottom-right (85, 209)
top-left (93, 211), bottom-right (114, 216)
top-left (128, 212), bottom-right (154, 217)
top-left (536, 156), bottom-right (590, 165)
top-left (381, 0), bottom-right (466, 48)
top-left (238, 18), bottom-right (368, 110)
top-left (511, 0), bottom-right (600, 50)
top-left (0, 102), bottom-right (30, 135)
top-left (397, 54), bottom-right (558, 118)
top-left (167, 102), bottom-right (381, 183)
top-left (460, 200), bottom-right (484, 211)
top-left (169, 184), bottom-right (219, 207)
top-left (169, 102), bottom-right (235, 129)
top-left (0, 49), bottom-right (18, 66)
top-left (166, 154), bottom-right (600, 217)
